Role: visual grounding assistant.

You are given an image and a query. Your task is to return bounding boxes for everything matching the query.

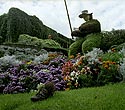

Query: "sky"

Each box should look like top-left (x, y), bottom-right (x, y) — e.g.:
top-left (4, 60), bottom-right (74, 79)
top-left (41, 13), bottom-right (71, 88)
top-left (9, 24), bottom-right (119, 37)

top-left (0, 0), bottom-right (125, 38)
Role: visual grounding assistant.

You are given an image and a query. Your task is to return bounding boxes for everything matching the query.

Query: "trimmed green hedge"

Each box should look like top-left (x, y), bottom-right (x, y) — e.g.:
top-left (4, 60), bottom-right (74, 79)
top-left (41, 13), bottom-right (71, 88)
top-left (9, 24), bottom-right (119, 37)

top-left (82, 33), bottom-right (102, 53)
top-left (68, 38), bottom-right (85, 56)
top-left (18, 34), bottom-right (61, 48)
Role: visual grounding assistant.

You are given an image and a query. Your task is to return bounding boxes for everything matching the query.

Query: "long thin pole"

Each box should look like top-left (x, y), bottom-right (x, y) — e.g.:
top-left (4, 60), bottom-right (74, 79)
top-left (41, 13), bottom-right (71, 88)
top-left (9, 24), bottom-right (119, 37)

top-left (64, 0), bottom-right (73, 39)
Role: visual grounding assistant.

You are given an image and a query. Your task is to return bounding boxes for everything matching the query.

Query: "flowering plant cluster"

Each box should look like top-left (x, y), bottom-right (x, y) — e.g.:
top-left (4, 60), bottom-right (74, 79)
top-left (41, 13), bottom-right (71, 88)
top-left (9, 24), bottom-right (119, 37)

top-left (0, 55), bottom-right (66, 94)
top-left (0, 47), bottom-right (125, 94)
top-left (63, 48), bottom-right (124, 89)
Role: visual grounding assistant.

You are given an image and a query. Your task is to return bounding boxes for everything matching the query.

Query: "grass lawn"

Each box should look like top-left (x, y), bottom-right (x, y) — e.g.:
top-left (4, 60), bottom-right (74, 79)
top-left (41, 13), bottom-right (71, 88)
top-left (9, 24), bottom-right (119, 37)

top-left (0, 83), bottom-right (125, 110)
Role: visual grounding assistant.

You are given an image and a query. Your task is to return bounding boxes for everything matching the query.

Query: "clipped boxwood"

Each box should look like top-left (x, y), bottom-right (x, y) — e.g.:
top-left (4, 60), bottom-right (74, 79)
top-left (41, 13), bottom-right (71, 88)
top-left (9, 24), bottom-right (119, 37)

top-left (43, 39), bottom-right (61, 48)
top-left (82, 33), bottom-right (102, 53)
top-left (18, 34), bottom-right (61, 48)
top-left (18, 34), bottom-right (45, 47)
top-left (68, 38), bottom-right (85, 56)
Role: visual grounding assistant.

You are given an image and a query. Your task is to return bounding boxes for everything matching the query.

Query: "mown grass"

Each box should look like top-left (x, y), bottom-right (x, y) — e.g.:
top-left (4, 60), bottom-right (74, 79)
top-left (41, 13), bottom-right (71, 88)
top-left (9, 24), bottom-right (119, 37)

top-left (0, 83), bottom-right (125, 110)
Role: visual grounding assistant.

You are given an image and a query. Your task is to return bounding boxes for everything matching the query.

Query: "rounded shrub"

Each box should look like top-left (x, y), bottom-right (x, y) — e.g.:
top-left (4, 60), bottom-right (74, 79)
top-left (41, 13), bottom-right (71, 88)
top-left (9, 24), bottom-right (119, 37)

top-left (43, 39), bottom-right (61, 48)
top-left (68, 38), bottom-right (85, 56)
top-left (78, 74), bottom-right (96, 88)
top-left (18, 34), bottom-right (45, 47)
top-left (82, 33), bottom-right (102, 53)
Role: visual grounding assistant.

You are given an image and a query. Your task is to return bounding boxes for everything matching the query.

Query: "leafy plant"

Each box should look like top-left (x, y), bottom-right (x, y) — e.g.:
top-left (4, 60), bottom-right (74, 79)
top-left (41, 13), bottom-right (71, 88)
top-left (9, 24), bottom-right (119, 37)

top-left (100, 50), bottom-right (123, 62)
top-left (78, 74), bottom-right (95, 87)
top-left (97, 61), bottom-right (122, 86)
top-left (82, 33), bottom-right (102, 53)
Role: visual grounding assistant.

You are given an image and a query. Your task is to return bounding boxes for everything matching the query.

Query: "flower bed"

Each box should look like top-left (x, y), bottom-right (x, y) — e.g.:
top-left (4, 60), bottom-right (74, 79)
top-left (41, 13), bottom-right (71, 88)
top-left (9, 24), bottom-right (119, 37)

top-left (0, 47), bottom-right (125, 94)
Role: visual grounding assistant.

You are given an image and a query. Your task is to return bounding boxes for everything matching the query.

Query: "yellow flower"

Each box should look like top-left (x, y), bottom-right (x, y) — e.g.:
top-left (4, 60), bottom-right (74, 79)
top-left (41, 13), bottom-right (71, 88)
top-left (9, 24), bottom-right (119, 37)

top-left (111, 48), bottom-right (116, 52)
top-left (104, 65), bottom-right (109, 69)
top-left (65, 88), bottom-right (70, 91)
top-left (26, 61), bottom-right (32, 65)
top-left (69, 55), bottom-right (74, 59)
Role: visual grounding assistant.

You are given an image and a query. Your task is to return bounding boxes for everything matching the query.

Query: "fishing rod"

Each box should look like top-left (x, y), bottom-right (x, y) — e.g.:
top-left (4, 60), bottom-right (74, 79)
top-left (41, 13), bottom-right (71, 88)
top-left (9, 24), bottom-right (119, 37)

top-left (64, 0), bottom-right (73, 39)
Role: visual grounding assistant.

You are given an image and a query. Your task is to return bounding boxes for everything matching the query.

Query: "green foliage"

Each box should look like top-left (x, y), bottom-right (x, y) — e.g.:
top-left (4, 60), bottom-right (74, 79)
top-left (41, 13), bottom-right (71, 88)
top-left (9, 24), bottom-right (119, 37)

top-left (0, 50), bottom-right (4, 58)
top-left (82, 33), bottom-right (102, 53)
top-left (18, 34), bottom-right (45, 48)
top-left (0, 14), bottom-right (8, 42)
top-left (97, 63), bottom-right (122, 86)
top-left (1, 83), bottom-right (125, 110)
top-left (0, 7), bottom-right (73, 48)
top-left (69, 29), bottom-right (125, 55)
top-left (101, 29), bottom-right (125, 51)
top-left (18, 34), bottom-right (61, 48)
top-left (97, 51), bottom-right (124, 86)
top-left (78, 74), bottom-right (96, 88)
top-left (0, 36), bottom-right (2, 44)
top-left (115, 42), bottom-right (125, 51)
top-left (43, 39), bottom-right (61, 48)
top-left (100, 51), bottom-right (123, 62)
top-left (68, 38), bottom-right (85, 56)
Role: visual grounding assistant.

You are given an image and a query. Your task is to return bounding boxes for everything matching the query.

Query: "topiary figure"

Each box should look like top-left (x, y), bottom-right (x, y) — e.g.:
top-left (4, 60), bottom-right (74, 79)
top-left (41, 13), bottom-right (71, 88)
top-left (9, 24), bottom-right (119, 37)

top-left (68, 38), bottom-right (85, 56)
top-left (31, 82), bottom-right (55, 102)
top-left (82, 33), bottom-right (102, 53)
top-left (69, 10), bottom-right (125, 56)
top-left (71, 10), bottom-right (101, 38)
top-left (69, 10), bottom-right (101, 56)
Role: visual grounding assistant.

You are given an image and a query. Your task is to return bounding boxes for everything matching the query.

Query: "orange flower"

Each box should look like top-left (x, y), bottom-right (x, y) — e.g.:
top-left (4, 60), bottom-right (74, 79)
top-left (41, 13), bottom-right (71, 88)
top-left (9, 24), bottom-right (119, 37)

top-left (104, 65), bottom-right (109, 69)
top-left (77, 61), bottom-right (82, 65)
top-left (63, 75), bottom-right (70, 80)
top-left (111, 48), bottom-right (116, 52)
top-left (112, 62), bottom-right (116, 64)
top-left (69, 55), bottom-right (74, 59)
top-left (65, 88), bottom-right (70, 91)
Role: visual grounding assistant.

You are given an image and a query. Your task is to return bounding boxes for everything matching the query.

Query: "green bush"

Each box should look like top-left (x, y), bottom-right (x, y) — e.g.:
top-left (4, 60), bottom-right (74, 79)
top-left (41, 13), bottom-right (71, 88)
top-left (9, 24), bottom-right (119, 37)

top-left (82, 33), bottom-right (102, 53)
top-left (115, 43), bottom-right (125, 51)
top-left (0, 36), bottom-right (3, 44)
top-left (100, 30), bottom-right (125, 51)
top-left (18, 34), bottom-right (61, 48)
top-left (69, 29), bottom-right (125, 55)
top-left (78, 74), bottom-right (96, 88)
top-left (0, 51), bottom-right (4, 58)
top-left (97, 63), bottom-right (122, 86)
top-left (18, 34), bottom-right (45, 47)
top-left (100, 51), bottom-right (123, 63)
top-left (43, 39), bottom-right (61, 48)
top-left (68, 38), bottom-right (85, 56)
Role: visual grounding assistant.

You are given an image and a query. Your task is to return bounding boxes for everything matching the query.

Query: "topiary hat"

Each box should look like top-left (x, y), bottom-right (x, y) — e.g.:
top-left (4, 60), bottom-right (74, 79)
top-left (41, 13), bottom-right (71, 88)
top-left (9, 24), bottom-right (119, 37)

top-left (79, 10), bottom-right (93, 18)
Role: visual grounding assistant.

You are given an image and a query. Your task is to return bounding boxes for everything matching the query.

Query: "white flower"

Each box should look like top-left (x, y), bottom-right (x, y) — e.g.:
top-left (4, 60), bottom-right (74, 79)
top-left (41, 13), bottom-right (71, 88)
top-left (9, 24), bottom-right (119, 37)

top-left (70, 71), bottom-right (76, 76)
top-left (85, 48), bottom-right (103, 62)
top-left (37, 83), bottom-right (45, 90)
top-left (33, 53), bottom-right (48, 64)
top-left (71, 77), bottom-right (74, 80)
